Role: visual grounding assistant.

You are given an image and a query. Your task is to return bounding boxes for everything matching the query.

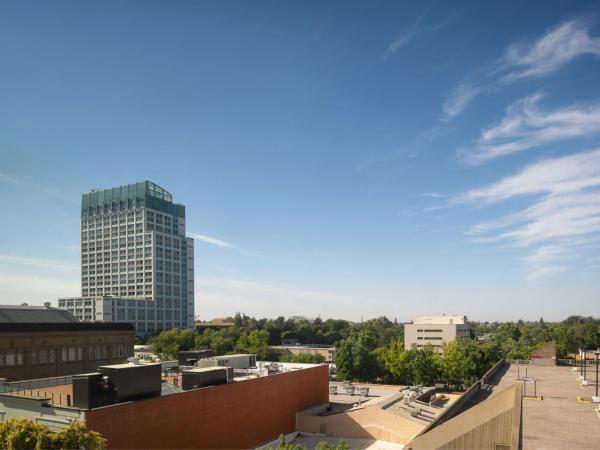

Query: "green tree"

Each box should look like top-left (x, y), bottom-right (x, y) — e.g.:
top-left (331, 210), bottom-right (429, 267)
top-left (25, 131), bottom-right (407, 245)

top-left (271, 434), bottom-right (305, 450)
top-left (316, 439), bottom-right (349, 450)
top-left (236, 329), bottom-right (270, 351)
top-left (149, 328), bottom-right (197, 359)
top-left (407, 345), bottom-right (442, 386)
top-left (335, 328), bottom-right (380, 381)
top-left (0, 418), bottom-right (106, 450)
top-left (378, 338), bottom-right (411, 384)
top-left (553, 324), bottom-right (576, 357)
top-left (440, 339), bottom-right (500, 385)
top-left (52, 421), bottom-right (107, 450)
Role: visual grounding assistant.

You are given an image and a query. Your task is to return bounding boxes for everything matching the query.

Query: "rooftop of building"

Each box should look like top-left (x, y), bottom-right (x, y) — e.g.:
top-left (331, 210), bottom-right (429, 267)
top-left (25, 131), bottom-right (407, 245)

top-left (273, 344), bottom-right (335, 350)
top-left (297, 381), bottom-right (461, 446)
top-left (81, 181), bottom-right (184, 218)
top-left (0, 322), bottom-right (135, 333)
top-left (0, 360), bottom-right (325, 410)
top-left (411, 315), bottom-right (467, 325)
top-left (0, 304), bottom-right (78, 324)
top-left (490, 363), bottom-right (600, 449)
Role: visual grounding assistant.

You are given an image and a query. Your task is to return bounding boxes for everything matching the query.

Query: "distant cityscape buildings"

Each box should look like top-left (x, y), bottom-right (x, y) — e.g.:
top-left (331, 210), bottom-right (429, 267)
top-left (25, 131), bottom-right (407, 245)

top-left (58, 181), bottom-right (194, 337)
top-left (404, 315), bottom-right (470, 352)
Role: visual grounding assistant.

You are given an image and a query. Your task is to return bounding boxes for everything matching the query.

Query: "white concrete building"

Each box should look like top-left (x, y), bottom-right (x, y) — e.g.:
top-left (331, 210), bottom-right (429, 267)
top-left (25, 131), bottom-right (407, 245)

top-left (58, 181), bottom-right (194, 337)
top-left (404, 315), bottom-right (470, 352)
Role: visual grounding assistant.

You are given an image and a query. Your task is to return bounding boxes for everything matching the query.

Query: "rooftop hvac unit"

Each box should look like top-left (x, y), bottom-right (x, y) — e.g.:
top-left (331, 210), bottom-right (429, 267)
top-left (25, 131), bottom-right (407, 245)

top-left (181, 367), bottom-right (228, 390)
top-left (97, 363), bottom-right (162, 403)
top-left (404, 396), bottom-right (411, 405)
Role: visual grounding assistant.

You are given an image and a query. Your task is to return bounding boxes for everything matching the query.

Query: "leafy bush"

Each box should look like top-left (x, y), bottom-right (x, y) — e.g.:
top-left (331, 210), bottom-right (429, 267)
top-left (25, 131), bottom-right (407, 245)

top-left (0, 419), bottom-right (106, 450)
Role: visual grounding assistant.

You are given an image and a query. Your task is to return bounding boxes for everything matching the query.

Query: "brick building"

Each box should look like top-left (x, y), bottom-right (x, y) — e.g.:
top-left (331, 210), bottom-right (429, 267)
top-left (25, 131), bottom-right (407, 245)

top-left (0, 322), bottom-right (135, 381)
top-left (0, 362), bottom-right (329, 449)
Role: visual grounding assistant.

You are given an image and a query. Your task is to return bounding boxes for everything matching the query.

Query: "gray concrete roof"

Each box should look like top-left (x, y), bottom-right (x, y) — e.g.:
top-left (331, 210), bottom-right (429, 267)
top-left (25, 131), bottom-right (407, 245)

top-left (486, 363), bottom-right (600, 449)
top-left (0, 304), bottom-right (77, 323)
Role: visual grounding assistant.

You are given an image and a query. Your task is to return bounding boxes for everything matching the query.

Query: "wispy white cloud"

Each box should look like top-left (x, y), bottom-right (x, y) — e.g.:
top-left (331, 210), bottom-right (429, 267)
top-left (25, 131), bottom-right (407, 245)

top-left (0, 173), bottom-right (21, 185)
top-left (353, 150), bottom-right (406, 173)
top-left (528, 265), bottom-right (568, 281)
top-left (384, 9), bottom-right (430, 59)
top-left (0, 254), bottom-right (78, 271)
top-left (384, 8), bottom-right (458, 59)
top-left (455, 148), bottom-right (600, 279)
top-left (187, 233), bottom-right (265, 258)
top-left (419, 192), bottom-right (450, 199)
top-left (442, 82), bottom-right (485, 120)
top-left (459, 93), bottom-right (600, 164)
top-left (499, 18), bottom-right (600, 82)
top-left (385, 31), bottom-right (418, 57)
top-left (443, 18), bottom-right (600, 120)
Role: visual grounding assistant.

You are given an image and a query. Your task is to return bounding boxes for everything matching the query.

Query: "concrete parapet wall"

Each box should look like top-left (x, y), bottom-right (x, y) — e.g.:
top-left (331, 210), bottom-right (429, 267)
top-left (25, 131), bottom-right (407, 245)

top-left (407, 383), bottom-right (522, 450)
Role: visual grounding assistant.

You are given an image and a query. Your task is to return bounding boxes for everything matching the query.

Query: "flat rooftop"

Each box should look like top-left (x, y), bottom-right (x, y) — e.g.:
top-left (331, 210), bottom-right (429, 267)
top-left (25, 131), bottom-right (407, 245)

top-left (298, 382), bottom-right (461, 445)
top-left (486, 364), bottom-right (600, 449)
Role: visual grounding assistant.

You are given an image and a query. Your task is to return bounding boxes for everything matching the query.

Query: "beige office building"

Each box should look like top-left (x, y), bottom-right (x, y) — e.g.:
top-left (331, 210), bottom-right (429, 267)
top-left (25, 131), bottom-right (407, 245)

top-left (404, 315), bottom-right (470, 352)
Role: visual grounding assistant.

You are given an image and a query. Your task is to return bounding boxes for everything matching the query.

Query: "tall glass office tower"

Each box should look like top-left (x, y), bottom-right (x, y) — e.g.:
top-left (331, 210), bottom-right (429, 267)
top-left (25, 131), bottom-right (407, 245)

top-left (59, 181), bottom-right (194, 337)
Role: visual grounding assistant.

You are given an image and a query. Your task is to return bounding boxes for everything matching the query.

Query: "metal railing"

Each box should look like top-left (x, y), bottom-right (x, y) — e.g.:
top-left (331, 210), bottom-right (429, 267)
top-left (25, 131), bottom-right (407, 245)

top-left (0, 376), bottom-right (72, 393)
top-left (507, 359), bottom-right (531, 366)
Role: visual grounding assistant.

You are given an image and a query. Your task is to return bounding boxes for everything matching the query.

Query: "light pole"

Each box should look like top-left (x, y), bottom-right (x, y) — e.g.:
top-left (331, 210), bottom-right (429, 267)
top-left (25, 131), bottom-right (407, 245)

top-left (595, 350), bottom-right (599, 400)
top-left (584, 349), bottom-right (587, 381)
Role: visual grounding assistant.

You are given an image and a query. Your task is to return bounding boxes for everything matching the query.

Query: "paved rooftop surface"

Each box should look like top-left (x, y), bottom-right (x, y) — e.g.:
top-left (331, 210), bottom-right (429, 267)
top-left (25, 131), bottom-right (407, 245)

top-left (492, 364), bottom-right (600, 450)
top-left (0, 383), bottom-right (73, 406)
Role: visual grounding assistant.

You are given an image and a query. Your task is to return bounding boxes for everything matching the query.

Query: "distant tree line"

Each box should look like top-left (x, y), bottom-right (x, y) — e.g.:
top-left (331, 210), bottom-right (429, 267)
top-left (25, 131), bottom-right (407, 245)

top-left (473, 315), bottom-right (600, 358)
top-left (147, 313), bottom-right (600, 385)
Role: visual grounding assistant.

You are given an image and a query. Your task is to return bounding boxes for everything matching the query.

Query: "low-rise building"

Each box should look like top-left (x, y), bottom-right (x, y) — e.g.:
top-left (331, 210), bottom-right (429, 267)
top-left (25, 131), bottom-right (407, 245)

top-left (404, 315), bottom-right (470, 352)
top-left (0, 314), bottom-right (135, 381)
top-left (272, 344), bottom-right (336, 363)
top-left (0, 303), bottom-right (77, 324)
top-left (0, 360), bottom-right (329, 449)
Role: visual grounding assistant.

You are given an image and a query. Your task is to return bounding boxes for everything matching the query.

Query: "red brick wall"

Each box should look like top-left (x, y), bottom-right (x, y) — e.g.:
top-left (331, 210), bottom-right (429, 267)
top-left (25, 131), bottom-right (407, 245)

top-left (85, 365), bottom-right (329, 449)
top-left (0, 330), bottom-right (134, 381)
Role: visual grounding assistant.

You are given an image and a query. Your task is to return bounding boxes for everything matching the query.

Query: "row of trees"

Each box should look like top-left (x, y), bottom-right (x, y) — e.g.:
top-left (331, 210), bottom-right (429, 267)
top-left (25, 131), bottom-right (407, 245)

top-left (148, 313), bottom-right (600, 385)
top-left (474, 316), bottom-right (600, 358)
top-left (0, 419), bottom-right (105, 450)
top-left (148, 314), bottom-right (404, 362)
top-left (335, 328), bottom-right (500, 386)
top-left (149, 327), bottom-right (324, 363)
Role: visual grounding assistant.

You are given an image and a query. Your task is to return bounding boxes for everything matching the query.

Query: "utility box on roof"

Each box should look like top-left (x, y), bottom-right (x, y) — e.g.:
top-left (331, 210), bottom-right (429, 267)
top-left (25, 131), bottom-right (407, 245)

top-left (181, 367), bottom-right (229, 390)
top-left (97, 362), bottom-right (162, 403)
top-left (178, 350), bottom-right (214, 367)
top-left (198, 354), bottom-right (256, 370)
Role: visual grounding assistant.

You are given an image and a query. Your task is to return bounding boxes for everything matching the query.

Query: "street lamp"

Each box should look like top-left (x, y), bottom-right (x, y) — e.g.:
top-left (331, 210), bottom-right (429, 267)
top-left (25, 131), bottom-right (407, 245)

top-left (595, 350), bottom-right (600, 402)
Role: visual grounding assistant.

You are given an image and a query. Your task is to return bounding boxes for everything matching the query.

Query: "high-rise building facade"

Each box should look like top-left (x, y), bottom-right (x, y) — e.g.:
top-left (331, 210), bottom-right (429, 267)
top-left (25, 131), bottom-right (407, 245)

top-left (59, 181), bottom-right (194, 336)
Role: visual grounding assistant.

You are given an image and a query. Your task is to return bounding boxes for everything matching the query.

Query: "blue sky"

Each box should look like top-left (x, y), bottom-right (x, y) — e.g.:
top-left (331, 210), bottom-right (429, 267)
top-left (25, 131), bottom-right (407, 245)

top-left (1, 0), bottom-right (600, 322)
